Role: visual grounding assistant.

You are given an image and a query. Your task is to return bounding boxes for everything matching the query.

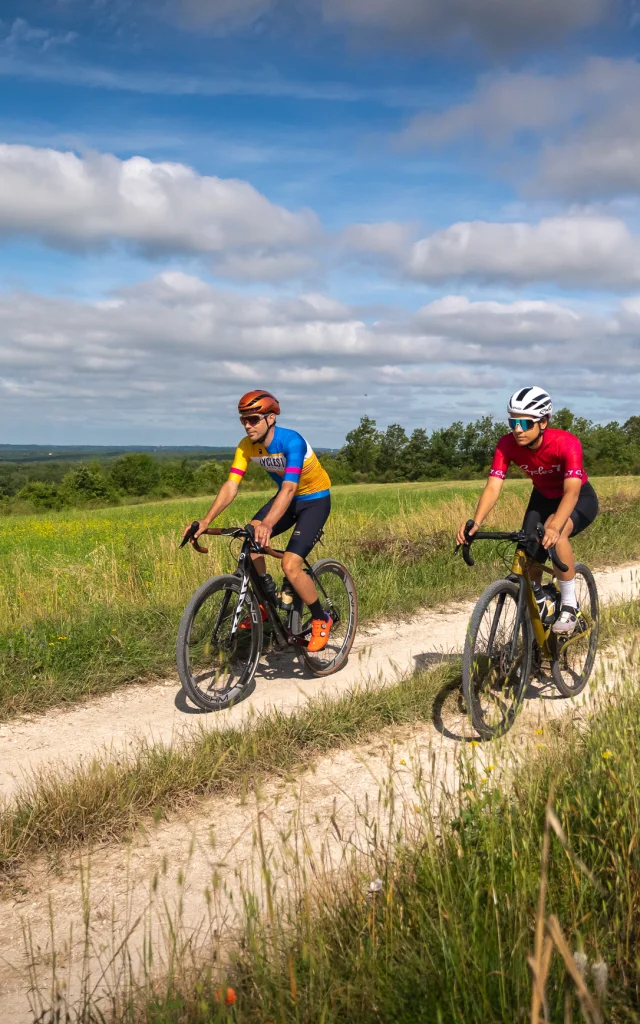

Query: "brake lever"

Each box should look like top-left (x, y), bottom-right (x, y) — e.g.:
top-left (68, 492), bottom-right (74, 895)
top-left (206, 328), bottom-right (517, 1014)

top-left (454, 519), bottom-right (476, 566)
top-left (534, 523), bottom-right (568, 573)
top-left (244, 522), bottom-right (265, 554)
top-left (462, 544), bottom-right (475, 567)
top-left (549, 546), bottom-right (569, 574)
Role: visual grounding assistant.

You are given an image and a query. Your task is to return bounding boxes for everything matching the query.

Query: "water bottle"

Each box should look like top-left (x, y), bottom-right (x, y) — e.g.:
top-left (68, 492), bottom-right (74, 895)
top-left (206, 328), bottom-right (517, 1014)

top-left (543, 582), bottom-right (560, 623)
top-left (278, 580), bottom-right (295, 610)
top-left (532, 582), bottom-right (556, 626)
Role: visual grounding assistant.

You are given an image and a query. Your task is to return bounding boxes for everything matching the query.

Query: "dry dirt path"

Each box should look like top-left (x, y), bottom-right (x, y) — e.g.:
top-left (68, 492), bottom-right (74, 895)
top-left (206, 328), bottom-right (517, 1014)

top-left (1, 563), bottom-right (639, 803)
top-left (0, 563), bottom-right (639, 1022)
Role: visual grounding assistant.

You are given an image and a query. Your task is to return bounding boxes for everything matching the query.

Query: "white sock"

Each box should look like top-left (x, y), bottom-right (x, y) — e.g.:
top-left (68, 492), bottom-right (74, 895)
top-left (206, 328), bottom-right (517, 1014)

top-left (559, 577), bottom-right (577, 608)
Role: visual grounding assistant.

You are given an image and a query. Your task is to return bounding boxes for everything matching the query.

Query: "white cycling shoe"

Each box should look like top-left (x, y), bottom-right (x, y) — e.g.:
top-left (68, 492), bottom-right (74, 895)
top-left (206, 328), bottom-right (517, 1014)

top-left (551, 604), bottom-right (579, 634)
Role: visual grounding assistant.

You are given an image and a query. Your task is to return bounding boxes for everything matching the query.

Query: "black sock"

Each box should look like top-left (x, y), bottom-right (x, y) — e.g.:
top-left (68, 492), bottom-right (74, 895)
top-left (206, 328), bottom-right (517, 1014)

top-left (308, 599), bottom-right (326, 620)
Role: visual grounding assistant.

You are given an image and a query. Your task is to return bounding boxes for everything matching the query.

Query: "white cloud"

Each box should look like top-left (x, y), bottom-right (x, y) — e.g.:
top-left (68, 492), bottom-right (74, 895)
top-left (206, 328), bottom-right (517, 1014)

top-left (324, 0), bottom-right (608, 49)
top-left (401, 57), bottom-right (640, 201)
top-left (537, 105), bottom-right (640, 199)
top-left (0, 271), bottom-right (637, 441)
top-left (360, 215), bottom-right (640, 289)
top-left (2, 18), bottom-right (77, 52)
top-left (402, 58), bottom-right (640, 146)
top-left (171, 0), bottom-right (608, 49)
top-left (343, 221), bottom-right (419, 260)
top-left (174, 0), bottom-right (274, 30)
top-left (0, 144), bottom-right (320, 277)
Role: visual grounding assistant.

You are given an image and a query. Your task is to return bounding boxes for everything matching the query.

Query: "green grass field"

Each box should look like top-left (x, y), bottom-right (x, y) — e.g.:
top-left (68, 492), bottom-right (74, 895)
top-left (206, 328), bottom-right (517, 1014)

top-left (0, 477), bottom-right (639, 719)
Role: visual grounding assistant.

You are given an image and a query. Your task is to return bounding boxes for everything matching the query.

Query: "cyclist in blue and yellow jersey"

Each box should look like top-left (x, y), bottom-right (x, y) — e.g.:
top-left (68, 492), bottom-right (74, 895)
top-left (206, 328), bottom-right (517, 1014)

top-left (188, 390), bottom-right (333, 652)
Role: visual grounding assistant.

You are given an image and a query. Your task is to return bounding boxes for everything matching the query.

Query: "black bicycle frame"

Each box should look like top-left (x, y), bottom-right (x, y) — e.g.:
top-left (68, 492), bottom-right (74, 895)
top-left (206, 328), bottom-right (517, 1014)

top-left (237, 535), bottom-right (315, 649)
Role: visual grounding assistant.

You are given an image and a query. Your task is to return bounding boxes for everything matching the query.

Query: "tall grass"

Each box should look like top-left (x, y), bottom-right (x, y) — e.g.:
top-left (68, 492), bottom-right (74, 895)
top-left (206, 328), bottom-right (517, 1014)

top-left (45, 649), bottom-right (640, 1024)
top-left (1, 479), bottom-right (639, 719)
top-left (0, 662), bottom-right (456, 880)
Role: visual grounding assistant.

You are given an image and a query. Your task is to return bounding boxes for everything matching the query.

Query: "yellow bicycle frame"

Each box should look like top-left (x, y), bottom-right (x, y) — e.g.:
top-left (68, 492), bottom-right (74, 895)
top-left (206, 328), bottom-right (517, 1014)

top-left (510, 548), bottom-right (557, 658)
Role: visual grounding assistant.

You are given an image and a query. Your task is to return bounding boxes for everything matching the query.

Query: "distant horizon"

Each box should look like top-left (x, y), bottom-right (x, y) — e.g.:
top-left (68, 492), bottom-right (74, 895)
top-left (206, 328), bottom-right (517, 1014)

top-left (0, 403), bottom-right (634, 454)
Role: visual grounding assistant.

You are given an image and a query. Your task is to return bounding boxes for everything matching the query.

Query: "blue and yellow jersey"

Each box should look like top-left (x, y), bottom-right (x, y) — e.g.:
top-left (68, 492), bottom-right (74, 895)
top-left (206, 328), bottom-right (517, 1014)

top-left (229, 425), bottom-right (331, 501)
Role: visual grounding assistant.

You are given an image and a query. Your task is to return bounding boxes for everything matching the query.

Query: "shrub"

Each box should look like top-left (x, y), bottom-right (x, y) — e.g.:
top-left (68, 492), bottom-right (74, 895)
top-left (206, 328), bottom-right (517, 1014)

top-left (109, 453), bottom-right (160, 495)
top-left (15, 481), bottom-right (62, 511)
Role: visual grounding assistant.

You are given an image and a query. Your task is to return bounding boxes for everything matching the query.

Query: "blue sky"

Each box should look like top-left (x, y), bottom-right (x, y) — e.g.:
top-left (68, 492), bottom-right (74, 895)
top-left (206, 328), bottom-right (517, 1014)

top-left (0, 0), bottom-right (638, 445)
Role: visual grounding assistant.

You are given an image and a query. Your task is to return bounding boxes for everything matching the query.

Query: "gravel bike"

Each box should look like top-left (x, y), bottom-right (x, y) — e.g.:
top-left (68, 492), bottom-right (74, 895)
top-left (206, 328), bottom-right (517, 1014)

top-left (176, 523), bottom-right (358, 711)
top-left (457, 521), bottom-right (599, 740)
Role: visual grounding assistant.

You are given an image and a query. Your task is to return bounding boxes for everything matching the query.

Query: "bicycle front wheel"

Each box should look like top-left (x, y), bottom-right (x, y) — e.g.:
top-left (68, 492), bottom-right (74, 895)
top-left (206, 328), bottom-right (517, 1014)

top-left (462, 578), bottom-right (532, 740)
top-left (291, 558), bottom-right (358, 676)
top-left (176, 574), bottom-right (263, 711)
top-left (550, 562), bottom-right (599, 698)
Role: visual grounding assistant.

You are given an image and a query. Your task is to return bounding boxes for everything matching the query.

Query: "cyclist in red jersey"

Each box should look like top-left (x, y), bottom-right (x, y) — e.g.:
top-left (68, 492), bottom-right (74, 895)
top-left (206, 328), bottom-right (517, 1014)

top-left (456, 387), bottom-right (599, 633)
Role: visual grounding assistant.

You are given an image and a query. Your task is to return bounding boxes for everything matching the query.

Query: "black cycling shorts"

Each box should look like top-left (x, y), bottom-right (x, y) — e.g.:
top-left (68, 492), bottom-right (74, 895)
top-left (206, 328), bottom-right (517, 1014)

top-left (253, 494), bottom-right (331, 559)
top-left (522, 480), bottom-right (599, 562)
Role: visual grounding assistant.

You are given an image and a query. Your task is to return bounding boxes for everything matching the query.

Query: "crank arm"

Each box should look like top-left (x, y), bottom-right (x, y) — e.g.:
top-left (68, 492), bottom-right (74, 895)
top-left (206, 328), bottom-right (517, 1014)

top-left (557, 624), bottom-right (592, 656)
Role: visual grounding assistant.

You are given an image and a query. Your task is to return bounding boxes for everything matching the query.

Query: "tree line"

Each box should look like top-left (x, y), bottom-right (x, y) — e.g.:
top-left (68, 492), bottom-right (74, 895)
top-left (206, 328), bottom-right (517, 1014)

top-left (2, 408), bottom-right (640, 514)
top-left (334, 409), bottom-right (640, 482)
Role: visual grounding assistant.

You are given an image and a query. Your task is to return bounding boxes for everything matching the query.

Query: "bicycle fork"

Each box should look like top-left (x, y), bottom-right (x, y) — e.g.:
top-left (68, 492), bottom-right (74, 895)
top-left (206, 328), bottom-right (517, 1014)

top-left (486, 585), bottom-right (525, 671)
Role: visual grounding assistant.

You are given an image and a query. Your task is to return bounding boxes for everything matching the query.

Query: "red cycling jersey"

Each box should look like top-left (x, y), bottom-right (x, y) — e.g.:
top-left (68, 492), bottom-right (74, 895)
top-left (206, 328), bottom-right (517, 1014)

top-left (489, 428), bottom-right (587, 499)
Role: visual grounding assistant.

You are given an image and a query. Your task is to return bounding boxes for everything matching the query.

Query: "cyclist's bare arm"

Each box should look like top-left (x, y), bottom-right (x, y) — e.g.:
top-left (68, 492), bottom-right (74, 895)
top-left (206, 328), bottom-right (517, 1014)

top-left (253, 481), bottom-right (297, 547)
top-left (542, 477), bottom-right (581, 549)
top-left (185, 479), bottom-right (240, 540)
top-left (455, 476), bottom-right (504, 547)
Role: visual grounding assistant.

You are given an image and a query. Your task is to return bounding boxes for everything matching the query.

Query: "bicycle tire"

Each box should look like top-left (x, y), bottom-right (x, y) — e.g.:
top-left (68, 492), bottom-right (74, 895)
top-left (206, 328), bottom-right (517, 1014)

top-left (176, 573), bottom-right (263, 711)
top-left (462, 578), bottom-right (533, 741)
top-left (550, 562), bottom-right (599, 698)
top-left (291, 558), bottom-right (358, 677)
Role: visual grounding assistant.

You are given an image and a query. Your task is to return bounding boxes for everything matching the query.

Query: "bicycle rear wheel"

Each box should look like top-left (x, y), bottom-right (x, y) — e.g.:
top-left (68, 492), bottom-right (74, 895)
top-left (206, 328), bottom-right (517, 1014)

top-left (550, 562), bottom-right (599, 698)
top-left (462, 578), bottom-right (532, 740)
top-left (176, 574), bottom-right (263, 711)
top-left (291, 558), bottom-right (358, 676)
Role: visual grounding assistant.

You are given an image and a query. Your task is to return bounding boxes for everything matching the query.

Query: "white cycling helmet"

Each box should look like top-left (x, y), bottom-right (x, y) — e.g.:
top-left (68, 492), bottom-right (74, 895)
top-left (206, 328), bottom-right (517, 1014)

top-left (507, 386), bottom-right (552, 421)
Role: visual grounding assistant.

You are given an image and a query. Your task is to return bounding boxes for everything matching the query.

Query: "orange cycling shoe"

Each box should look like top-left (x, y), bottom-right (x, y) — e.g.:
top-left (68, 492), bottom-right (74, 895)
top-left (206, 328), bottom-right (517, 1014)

top-left (307, 615), bottom-right (333, 653)
top-left (239, 605), bottom-right (268, 629)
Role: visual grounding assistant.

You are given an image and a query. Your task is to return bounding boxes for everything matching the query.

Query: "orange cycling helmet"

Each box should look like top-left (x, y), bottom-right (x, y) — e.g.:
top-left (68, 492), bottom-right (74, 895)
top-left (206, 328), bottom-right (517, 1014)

top-left (238, 390), bottom-right (280, 416)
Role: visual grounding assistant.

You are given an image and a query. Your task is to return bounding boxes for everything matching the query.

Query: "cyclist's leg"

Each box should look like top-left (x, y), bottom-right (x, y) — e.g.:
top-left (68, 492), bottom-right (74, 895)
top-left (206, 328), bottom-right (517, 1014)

top-left (551, 482), bottom-right (599, 632)
top-left (550, 481), bottom-right (599, 576)
top-left (522, 489), bottom-right (556, 584)
top-left (281, 496), bottom-right (331, 648)
top-left (250, 497), bottom-right (296, 574)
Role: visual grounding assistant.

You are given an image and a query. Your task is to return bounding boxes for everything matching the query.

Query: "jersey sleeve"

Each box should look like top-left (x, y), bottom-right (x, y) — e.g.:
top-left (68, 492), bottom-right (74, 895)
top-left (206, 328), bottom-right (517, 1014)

top-left (489, 435), bottom-right (511, 480)
top-left (281, 431), bottom-right (306, 487)
top-left (562, 434), bottom-right (585, 482)
top-left (228, 437), bottom-right (251, 482)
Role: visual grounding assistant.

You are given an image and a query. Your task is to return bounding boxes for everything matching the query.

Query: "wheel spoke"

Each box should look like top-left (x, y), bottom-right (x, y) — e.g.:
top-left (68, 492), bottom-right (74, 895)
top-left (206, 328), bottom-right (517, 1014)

top-left (187, 587), bottom-right (254, 700)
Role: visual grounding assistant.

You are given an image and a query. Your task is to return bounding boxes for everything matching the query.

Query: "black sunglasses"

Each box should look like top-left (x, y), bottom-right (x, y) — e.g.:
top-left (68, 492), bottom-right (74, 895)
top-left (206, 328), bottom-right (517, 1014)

top-left (240, 414), bottom-right (267, 426)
